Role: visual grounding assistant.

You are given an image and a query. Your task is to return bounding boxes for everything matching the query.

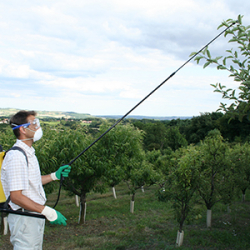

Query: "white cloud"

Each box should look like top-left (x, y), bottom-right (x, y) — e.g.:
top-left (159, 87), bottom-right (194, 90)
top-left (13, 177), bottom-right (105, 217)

top-left (0, 0), bottom-right (248, 116)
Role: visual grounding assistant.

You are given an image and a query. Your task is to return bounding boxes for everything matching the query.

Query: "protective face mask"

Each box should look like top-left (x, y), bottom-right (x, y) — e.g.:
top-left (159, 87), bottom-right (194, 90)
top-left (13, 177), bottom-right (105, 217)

top-left (33, 127), bottom-right (43, 142)
top-left (23, 127), bottom-right (43, 142)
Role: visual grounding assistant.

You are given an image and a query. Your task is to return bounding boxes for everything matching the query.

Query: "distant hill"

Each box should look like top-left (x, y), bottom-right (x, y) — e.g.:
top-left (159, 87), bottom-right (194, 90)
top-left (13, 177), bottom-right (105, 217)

top-left (0, 108), bottom-right (192, 120)
top-left (96, 115), bottom-right (192, 120)
top-left (0, 108), bottom-right (92, 119)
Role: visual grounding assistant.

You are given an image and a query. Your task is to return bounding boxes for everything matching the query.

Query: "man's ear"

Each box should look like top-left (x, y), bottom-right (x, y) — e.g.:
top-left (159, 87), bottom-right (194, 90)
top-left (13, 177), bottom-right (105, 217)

top-left (19, 126), bottom-right (26, 135)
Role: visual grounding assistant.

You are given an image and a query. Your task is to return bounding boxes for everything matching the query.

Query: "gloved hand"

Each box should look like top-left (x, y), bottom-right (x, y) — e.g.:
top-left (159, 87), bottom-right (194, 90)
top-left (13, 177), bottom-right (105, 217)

top-left (51, 165), bottom-right (71, 180)
top-left (41, 206), bottom-right (67, 226)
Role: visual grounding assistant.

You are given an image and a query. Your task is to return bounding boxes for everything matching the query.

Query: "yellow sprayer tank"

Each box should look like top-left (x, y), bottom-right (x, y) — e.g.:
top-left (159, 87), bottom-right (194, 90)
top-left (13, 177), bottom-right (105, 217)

top-left (0, 151), bottom-right (6, 203)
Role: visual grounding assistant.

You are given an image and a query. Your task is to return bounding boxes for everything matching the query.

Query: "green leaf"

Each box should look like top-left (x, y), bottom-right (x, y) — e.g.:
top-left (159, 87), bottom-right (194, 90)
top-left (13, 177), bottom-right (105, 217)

top-left (238, 14), bottom-right (242, 25)
top-left (217, 65), bottom-right (227, 70)
top-left (229, 38), bottom-right (237, 43)
top-left (206, 49), bottom-right (211, 59)
top-left (215, 56), bottom-right (223, 61)
top-left (203, 61), bottom-right (211, 68)
top-left (223, 57), bottom-right (227, 66)
top-left (217, 22), bottom-right (226, 30)
top-left (194, 56), bottom-right (203, 64)
top-left (189, 51), bottom-right (197, 57)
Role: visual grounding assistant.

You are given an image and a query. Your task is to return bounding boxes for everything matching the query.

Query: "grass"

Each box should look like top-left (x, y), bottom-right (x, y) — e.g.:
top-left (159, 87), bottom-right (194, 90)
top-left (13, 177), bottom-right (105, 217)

top-left (1, 184), bottom-right (250, 249)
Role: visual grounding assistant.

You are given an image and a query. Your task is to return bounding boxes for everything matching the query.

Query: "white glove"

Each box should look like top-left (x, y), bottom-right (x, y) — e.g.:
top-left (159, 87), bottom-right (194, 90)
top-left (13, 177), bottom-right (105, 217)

top-left (50, 172), bottom-right (58, 181)
top-left (41, 206), bottom-right (57, 221)
top-left (41, 205), bottom-right (67, 226)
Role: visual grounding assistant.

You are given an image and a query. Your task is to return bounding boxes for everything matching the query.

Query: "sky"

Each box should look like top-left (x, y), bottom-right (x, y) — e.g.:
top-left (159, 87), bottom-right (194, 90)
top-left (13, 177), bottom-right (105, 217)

top-left (0, 0), bottom-right (249, 117)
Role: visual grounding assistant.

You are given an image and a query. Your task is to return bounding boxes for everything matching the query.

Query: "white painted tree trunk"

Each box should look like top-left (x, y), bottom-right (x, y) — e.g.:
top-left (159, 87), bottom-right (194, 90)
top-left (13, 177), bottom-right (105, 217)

top-left (141, 186), bottom-right (144, 192)
top-left (75, 195), bottom-right (79, 207)
top-left (3, 217), bottom-right (8, 235)
top-left (176, 230), bottom-right (184, 247)
top-left (112, 187), bottom-right (117, 199)
top-left (78, 202), bottom-right (87, 224)
top-left (207, 209), bottom-right (212, 228)
top-left (130, 200), bottom-right (134, 213)
top-left (1, 216), bottom-right (8, 235)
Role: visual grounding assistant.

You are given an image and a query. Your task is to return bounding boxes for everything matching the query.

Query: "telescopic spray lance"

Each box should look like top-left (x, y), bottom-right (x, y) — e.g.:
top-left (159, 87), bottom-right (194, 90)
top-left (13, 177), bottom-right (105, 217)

top-left (51, 20), bottom-right (238, 209)
top-left (0, 21), bottom-right (237, 218)
top-left (68, 21), bottom-right (237, 166)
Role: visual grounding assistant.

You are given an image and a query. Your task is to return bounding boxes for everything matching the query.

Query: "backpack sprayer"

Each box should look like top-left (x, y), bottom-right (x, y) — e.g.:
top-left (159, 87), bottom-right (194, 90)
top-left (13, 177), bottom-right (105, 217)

top-left (0, 21), bottom-right (237, 218)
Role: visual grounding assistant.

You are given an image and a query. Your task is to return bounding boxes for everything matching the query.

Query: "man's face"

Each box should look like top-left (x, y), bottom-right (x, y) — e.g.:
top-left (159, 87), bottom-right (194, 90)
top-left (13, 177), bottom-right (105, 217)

top-left (26, 115), bottom-right (40, 131)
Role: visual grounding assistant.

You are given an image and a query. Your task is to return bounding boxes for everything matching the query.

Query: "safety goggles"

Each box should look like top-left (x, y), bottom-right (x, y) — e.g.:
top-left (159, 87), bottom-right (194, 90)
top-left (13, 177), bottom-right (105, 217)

top-left (12, 118), bottom-right (40, 130)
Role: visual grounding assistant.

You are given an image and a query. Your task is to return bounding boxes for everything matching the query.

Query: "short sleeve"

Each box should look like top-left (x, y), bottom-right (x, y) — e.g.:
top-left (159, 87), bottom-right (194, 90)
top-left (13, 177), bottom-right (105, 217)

top-left (3, 150), bottom-right (29, 192)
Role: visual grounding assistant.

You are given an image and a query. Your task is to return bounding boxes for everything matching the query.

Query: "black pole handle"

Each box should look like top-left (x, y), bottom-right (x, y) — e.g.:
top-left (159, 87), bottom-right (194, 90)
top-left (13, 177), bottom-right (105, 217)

top-left (0, 208), bottom-right (45, 219)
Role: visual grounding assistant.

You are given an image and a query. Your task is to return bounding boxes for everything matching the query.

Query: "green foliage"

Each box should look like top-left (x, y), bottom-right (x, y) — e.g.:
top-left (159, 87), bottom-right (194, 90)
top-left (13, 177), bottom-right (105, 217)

top-left (216, 114), bottom-right (250, 142)
top-left (184, 112), bottom-right (223, 144)
top-left (137, 121), bottom-right (167, 151)
top-left (191, 15), bottom-right (250, 121)
top-left (197, 130), bottom-right (234, 209)
top-left (132, 120), bottom-right (188, 152)
top-left (127, 159), bottom-right (160, 197)
top-left (164, 126), bottom-right (188, 151)
top-left (98, 123), bottom-right (146, 189)
top-left (229, 142), bottom-right (250, 198)
top-left (158, 145), bottom-right (201, 231)
top-left (0, 126), bottom-right (16, 149)
top-left (98, 124), bottom-right (162, 197)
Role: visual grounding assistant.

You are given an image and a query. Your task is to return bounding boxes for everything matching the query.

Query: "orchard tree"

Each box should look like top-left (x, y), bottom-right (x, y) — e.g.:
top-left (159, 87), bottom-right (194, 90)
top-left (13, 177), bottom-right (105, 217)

top-left (141, 122), bottom-right (167, 151)
top-left (98, 123), bottom-right (145, 200)
top-left (197, 130), bottom-right (234, 227)
top-left (40, 126), bottom-right (105, 224)
top-left (145, 148), bottom-right (174, 190)
top-left (157, 145), bottom-right (201, 247)
top-left (49, 123), bottom-right (147, 224)
top-left (164, 126), bottom-right (187, 151)
top-left (125, 158), bottom-right (160, 213)
top-left (191, 15), bottom-right (250, 121)
top-left (99, 124), bottom-right (161, 213)
top-left (229, 142), bottom-right (250, 201)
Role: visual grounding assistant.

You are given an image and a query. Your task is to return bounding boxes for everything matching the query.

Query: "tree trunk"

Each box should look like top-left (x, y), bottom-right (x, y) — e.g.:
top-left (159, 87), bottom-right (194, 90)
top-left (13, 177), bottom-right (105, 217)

top-left (0, 214), bottom-right (8, 235)
top-left (207, 209), bottom-right (212, 228)
top-left (176, 230), bottom-right (184, 247)
top-left (112, 187), bottom-right (117, 199)
top-left (141, 186), bottom-right (144, 193)
top-left (75, 195), bottom-right (79, 207)
top-left (78, 193), bottom-right (87, 224)
top-left (242, 189), bottom-right (246, 202)
top-left (130, 194), bottom-right (135, 213)
top-left (242, 193), bottom-right (246, 202)
top-left (130, 200), bottom-right (134, 213)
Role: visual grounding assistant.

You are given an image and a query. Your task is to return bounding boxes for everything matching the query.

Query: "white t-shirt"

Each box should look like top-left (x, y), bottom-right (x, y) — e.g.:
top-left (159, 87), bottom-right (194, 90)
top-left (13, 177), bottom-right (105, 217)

top-left (1, 140), bottom-right (46, 210)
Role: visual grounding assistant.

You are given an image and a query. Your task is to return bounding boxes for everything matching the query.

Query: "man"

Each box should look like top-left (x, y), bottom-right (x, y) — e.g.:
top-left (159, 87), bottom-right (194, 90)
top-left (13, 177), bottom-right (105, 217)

top-left (1, 110), bottom-right (71, 249)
